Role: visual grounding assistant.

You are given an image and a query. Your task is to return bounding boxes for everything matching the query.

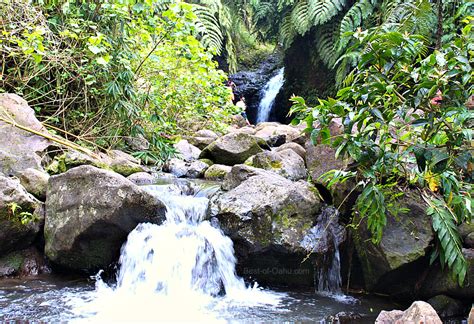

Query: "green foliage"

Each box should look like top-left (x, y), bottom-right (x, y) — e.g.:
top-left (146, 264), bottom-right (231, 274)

top-left (290, 15), bottom-right (473, 284)
top-left (0, 0), bottom-right (237, 162)
top-left (7, 202), bottom-right (37, 225)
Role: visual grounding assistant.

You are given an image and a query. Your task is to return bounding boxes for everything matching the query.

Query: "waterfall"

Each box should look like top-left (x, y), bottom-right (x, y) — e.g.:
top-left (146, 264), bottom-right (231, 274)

top-left (256, 68), bottom-right (285, 124)
top-left (71, 181), bottom-right (283, 322)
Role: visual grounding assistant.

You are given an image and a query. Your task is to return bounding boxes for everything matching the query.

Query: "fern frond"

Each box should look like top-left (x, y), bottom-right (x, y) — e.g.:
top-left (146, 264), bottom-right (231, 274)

top-left (280, 14), bottom-right (297, 47)
top-left (424, 194), bottom-right (468, 286)
top-left (309, 0), bottom-right (347, 25)
top-left (338, 0), bottom-right (377, 50)
top-left (314, 22), bottom-right (340, 68)
top-left (291, 0), bottom-right (310, 35)
top-left (193, 4), bottom-right (224, 55)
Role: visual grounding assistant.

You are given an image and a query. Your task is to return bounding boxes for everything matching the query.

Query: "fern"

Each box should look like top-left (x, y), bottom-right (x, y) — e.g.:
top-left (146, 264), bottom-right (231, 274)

top-left (313, 22), bottom-right (340, 68)
top-left (338, 0), bottom-right (378, 50)
top-left (280, 14), bottom-right (297, 48)
top-left (425, 195), bottom-right (467, 286)
top-left (310, 0), bottom-right (347, 25)
top-left (193, 4), bottom-right (224, 54)
top-left (291, 0), bottom-right (310, 35)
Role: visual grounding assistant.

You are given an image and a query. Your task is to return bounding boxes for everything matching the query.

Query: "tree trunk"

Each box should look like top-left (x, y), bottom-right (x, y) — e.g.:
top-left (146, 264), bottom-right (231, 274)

top-left (435, 0), bottom-right (443, 49)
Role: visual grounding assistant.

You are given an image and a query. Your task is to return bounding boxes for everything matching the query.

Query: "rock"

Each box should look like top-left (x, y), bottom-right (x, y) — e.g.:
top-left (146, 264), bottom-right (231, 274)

top-left (305, 142), bottom-right (349, 183)
top-left (459, 223), bottom-right (474, 248)
top-left (275, 142), bottom-right (306, 159)
top-left (0, 175), bottom-right (43, 256)
top-left (427, 295), bottom-right (467, 319)
top-left (246, 149), bottom-right (307, 181)
top-left (200, 133), bottom-right (265, 165)
top-left (231, 114), bottom-right (249, 128)
top-left (125, 135), bottom-right (150, 151)
top-left (186, 160), bottom-right (209, 179)
top-left (44, 165), bottom-right (166, 272)
top-left (107, 150), bottom-right (146, 176)
top-left (174, 140), bottom-right (201, 162)
top-left (419, 248), bottom-right (474, 300)
top-left (376, 301), bottom-right (442, 324)
top-left (199, 159), bottom-right (214, 167)
top-left (204, 164), bottom-right (232, 181)
top-left (0, 247), bottom-right (49, 277)
top-left (188, 136), bottom-right (215, 150)
top-left (466, 232), bottom-right (474, 248)
top-left (229, 126), bottom-right (257, 135)
top-left (325, 312), bottom-right (362, 324)
top-left (163, 158), bottom-right (188, 177)
top-left (0, 93), bottom-right (52, 176)
top-left (254, 122), bottom-right (301, 143)
top-left (211, 171), bottom-right (321, 286)
top-left (18, 168), bottom-right (50, 200)
top-left (353, 190), bottom-right (434, 291)
top-left (222, 164), bottom-right (273, 191)
top-left (195, 129), bottom-right (218, 139)
top-left (266, 134), bottom-right (286, 147)
top-left (127, 172), bottom-right (156, 185)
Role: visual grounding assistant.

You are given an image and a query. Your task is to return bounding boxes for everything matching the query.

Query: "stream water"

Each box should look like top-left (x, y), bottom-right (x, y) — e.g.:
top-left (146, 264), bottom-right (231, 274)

top-left (0, 179), bottom-right (397, 323)
top-left (256, 68), bottom-right (285, 124)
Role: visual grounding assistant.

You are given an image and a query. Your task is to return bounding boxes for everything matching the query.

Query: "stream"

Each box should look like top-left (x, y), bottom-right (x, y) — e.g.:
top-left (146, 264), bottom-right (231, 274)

top-left (0, 179), bottom-right (397, 323)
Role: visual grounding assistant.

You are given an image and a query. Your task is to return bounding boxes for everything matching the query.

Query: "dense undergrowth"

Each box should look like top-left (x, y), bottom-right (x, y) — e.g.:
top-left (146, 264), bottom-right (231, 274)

top-left (291, 7), bottom-right (473, 285)
top-left (0, 0), bottom-right (241, 161)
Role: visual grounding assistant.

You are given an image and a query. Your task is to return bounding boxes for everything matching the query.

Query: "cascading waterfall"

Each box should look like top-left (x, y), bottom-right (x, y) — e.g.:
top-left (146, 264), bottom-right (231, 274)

top-left (70, 181), bottom-right (283, 322)
top-left (256, 68), bottom-right (285, 123)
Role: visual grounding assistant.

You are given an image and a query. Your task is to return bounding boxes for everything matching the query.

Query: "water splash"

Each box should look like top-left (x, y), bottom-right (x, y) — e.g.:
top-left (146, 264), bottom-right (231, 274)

top-left (256, 68), bottom-right (285, 123)
top-left (69, 181), bottom-right (284, 322)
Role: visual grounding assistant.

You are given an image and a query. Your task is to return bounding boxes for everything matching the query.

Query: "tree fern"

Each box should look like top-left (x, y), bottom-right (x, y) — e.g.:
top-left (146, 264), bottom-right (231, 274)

top-left (313, 22), bottom-right (340, 68)
top-left (193, 4), bottom-right (224, 54)
top-left (280, 14), bottom-right (297, 48)
top-left (425, 195), bottom-right (468, 286)
top-left (291, 0), bottom-right (310, 35)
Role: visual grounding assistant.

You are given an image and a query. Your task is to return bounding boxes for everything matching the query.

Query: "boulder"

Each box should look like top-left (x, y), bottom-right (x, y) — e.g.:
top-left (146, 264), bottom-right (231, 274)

top-left (254, 122), bottom-right (301, 143)
top-left (107, 150), bottom-right (146, 176)
top-left (18, 168), bottom-right (50, 200)
top-left (163, 158), bottom-right (188, 177)
top-left (186, 160), bottom-right (209, 179)
top-left (195, 129), bottom-right (218, 139)
top-left (200, 133), bottom-right (265, 165)
top-left (246, 149), bottom-right (307, 181)
top-left (127, 172), bottom-right (156, 185)
top-left (353, 190), bottom-right (434, 291)
top-left (305, 142), bottom-right (349, 183)
top-left (419, 248), bottom-right (474, 300)
top-left (124, 135), bottom-right (149, 151)
top-left (375, 301), bottom-right (442, 324)
top-left (0, 175), bottom-right (43, 256)
top-left (275, 142), bottom-right (306, 159)
top-left (210, 170), bottom-right (322, 285)
top-left (228, 126), bottom-right (257, 135)
top-left (0, 93), bottom-right (52, 176)
top-left (222, 164), bottom-right (272, 191)
top-left (0, 247), bottom-right (49, 277)
top-left (427, 295), bottom-right (468, 319)
top-left (174, 140), bottom-right (201, 162)
top-left (44, 165), bottom-right (166, 272)
top-left (204, 164), bottom-right (232, 181)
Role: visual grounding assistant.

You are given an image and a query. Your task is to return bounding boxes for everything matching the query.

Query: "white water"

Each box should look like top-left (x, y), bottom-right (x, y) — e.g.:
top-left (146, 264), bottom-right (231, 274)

top-left (69, 182), bottom-right (284, 322)
top-left (256, 68), bottom-right (285, 123)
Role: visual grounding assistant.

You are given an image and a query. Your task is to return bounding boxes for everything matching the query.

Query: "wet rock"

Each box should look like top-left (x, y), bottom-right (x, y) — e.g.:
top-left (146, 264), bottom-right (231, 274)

top-left (200, 133), bottom-right (265, 165)
top-left (127, 172), bottom-right (156, 185)
top-left (376, 301), bottom-right (442, 324)
top-left (275, 142), bottom-right (306, 159)
top-left (326, 312), bottom-right (362, 324)
top-left (186, 160), bottom-right (209, 179)
top-left (174, 140), bottom-right (201, 162)
top-left (188, 130), bottom-right (220, 150)
top-left (0, 93), bottom-right (52, 176)
top-left (427, 295), bottom-right (468, 319)
top-left (44, 165), bottom-right (166, 272)
top-left (163, 158), bottom-right (188, 177)
top-left (246, 149), bottom-right (307, 181)
top-left (419, 248), bottom-right (474, 300)
top-left (466, 232), bottom-right (474, 248)
top-left (18, 168), bottom-right (50, 200)
top-left (266, 134), bottom-right (286, 147)
top-left (204, 164), bottom-right (232, 181)
top-left (0, 247), bottom-right (49, 277)
top-left (0, 175), bottom-right (43, 256)
top-left (353, 190), bottom-right (434, 291)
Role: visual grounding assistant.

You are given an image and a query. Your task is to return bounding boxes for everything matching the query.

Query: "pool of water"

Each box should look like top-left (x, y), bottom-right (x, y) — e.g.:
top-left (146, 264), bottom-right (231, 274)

top-left (0, 275), bottom-right (398, 323)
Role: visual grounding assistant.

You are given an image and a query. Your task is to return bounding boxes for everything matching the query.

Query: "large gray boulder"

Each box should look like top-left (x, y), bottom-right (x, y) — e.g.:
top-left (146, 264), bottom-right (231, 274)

top-left (174, 140), bottom-right (201, 162)
top-left (375, 301), bottom-right (442, 324)
top-left (18, 168), bottom-right (50, 200)
top-left (0, 94), bottom-right (52, 176)
top-left (246, 149), bottom-right (307, 181)
top-left (200, 133), bottom-right (265, 165)
top-left (204, 164), bottom-right (232, 181)
top-left (44, 165), bottom-right (166, 272)
top-left (275, 142), bottom-right (306, 159)
top-left (305, 142), bottom-right (349, 183)
top-left (210, 168), bottom-right (322, 286)
top-left (0, 175), bottom-right (43, 256)
top-left (353, 190), bottom-right (434, 292)
top-left (254, 122), bottom-right (301, 143)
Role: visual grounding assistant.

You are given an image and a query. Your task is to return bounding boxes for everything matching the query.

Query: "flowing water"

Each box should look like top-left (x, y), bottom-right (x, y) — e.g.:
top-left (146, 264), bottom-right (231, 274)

top-left (0, 179), bottom-right (397, 323)
top-left (256, 68), bottom-right (285, 123)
